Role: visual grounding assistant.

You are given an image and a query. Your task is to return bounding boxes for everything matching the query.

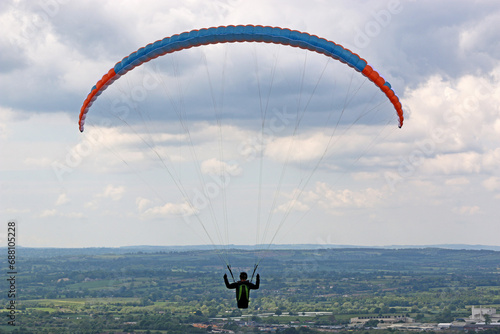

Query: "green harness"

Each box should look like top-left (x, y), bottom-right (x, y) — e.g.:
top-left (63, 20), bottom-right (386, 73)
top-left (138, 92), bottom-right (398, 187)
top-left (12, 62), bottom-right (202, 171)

top-left (238, 284), bottom-right (249, 301)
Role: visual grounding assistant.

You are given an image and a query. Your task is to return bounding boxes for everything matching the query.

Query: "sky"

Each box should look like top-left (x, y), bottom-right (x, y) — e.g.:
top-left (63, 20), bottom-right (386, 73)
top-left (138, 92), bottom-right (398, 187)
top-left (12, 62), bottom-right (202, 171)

top-left (1, 0), bottom-right (500, 248)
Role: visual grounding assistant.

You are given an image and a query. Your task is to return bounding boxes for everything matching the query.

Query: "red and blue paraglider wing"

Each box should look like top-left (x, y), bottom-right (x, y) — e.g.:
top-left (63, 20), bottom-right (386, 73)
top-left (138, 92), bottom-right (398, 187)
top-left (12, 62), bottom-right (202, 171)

top-left (78, 25), bottom-right (404, 132)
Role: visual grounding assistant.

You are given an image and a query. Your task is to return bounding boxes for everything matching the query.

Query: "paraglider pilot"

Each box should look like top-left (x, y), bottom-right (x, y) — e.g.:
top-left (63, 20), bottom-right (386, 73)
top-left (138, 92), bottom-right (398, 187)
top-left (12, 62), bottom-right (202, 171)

top-left (224, 272), bottom-right (260, 309)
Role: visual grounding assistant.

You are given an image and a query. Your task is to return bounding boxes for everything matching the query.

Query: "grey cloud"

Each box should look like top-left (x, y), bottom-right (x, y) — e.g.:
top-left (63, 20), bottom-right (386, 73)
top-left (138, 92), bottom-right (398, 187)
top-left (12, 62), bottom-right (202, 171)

top-left (0, 40), bottom-right (28, 73)
top-left (3, 0), bottom-right (500, 119)
top-left (383, 1), bottom-right (500, 85)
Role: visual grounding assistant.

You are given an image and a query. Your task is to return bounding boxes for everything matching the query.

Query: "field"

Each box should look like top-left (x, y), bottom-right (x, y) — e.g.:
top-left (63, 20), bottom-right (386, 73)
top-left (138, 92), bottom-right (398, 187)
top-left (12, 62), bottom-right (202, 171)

top-left (1, 246), bottom-right (500, 333)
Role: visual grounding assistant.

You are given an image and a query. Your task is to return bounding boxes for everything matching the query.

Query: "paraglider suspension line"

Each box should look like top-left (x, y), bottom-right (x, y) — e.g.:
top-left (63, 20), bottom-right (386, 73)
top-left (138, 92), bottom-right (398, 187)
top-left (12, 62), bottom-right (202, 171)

top-left (250, 264), bottom-right (259, 283)
top-left (227, 265), bottom-right (236, 283)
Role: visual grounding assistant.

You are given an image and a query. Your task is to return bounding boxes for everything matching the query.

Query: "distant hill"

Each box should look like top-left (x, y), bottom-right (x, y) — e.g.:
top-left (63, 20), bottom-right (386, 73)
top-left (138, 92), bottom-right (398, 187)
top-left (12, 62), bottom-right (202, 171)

top-left (11, 243), bottom-right (500, 256)
top-left (381, 244), bottom-right (500, 251)
top-left (121, 243), bottom-right (500, 251)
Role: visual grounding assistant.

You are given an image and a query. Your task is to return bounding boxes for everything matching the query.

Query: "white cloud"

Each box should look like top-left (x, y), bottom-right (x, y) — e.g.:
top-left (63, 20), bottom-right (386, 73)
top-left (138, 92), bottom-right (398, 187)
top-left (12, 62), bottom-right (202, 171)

top-left (99, 185), bottom-right (125, 201)
top-left (38, 208), bottom-right (84, 219)
top-left (423, 152), bottom-right (482, 175)
top-left (136, 197), bottom-right (152, 212)
top-left (55, 193), bottom-right (70, 206)
top-left (274, 199), bottom-right (309, 213)
top-left (482, 176), bottom-right (500, 192)
top-left (393, 66), bottom-right (500, 182)
top-left (2, 207), bottom-right (30, 215)
top-left (85, 185), bottom-right (126, 210)
top-left (0, 107), bottom-right (18, 138)
top-left (265, 133), bottom-right (330, 163)
top-left (200, 158), bottom-right (242, 176)
top-left (66, 212), bottom-right (85, 219)
top-left (84, 201), bottom-right (98, 210)
top-left (139, 200), bottom-right (198, 218)
top-left (306, 182), bottom-right (385, 212)
top-left (445, 177), bottom-right (470, 186)
top-left (453, 205), bottom-right (481, 216)
top-left (39, 209), bottom-right (57, 218)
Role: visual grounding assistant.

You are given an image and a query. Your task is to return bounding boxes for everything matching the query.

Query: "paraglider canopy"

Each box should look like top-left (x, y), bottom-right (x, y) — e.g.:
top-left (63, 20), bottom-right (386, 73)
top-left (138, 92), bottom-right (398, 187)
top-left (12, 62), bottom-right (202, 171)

top-left (78, 25), bottom-right (403, 132)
